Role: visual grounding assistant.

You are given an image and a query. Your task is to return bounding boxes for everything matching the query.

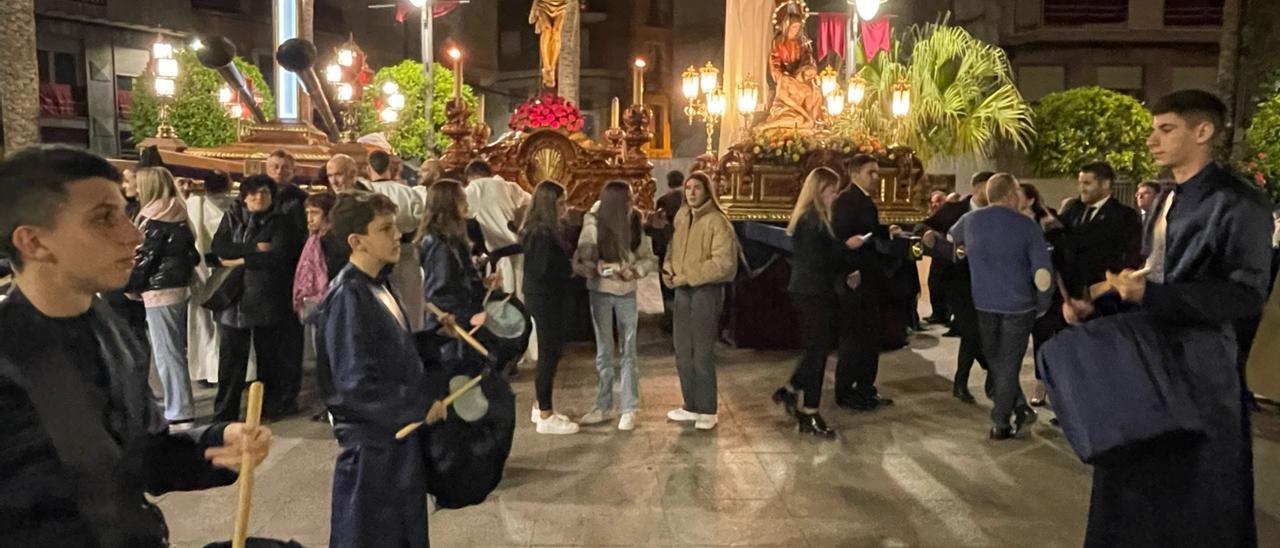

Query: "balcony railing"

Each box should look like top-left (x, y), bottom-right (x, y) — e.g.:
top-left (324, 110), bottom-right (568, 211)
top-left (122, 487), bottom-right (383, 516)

top-left (1044, 0), bottom-right (1128, 25)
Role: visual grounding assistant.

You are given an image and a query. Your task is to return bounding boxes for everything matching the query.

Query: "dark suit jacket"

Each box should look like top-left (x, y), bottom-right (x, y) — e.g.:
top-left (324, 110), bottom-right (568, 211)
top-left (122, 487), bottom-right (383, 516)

top-left (1055, 197), bottom-right (1143, 298)
top-left (832, 185), bottom-right (909, 302)
top-left (921, 196), bottom-right (972, 235)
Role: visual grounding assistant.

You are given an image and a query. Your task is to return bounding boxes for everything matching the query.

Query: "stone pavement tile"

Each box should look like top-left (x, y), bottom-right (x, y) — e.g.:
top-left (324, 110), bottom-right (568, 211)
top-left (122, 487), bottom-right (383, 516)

top-left (528, 505), bottom-right (675, 545)
top-left (662, 498), bottom-right (807, 546)
top-left (430, 497), bottom-right (537, 545)
top-left (655, 452), bottom-right (779, 505)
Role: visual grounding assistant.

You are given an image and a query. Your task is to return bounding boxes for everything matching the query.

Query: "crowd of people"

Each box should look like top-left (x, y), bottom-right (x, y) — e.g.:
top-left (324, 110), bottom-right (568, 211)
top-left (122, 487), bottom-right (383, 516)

top-left (1, 87), bottom-right (1279, 546)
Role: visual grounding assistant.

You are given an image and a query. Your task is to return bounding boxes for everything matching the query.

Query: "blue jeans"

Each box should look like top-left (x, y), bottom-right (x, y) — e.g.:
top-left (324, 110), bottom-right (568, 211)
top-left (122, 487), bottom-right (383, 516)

top-left (146, 302), bottom-right (194, 421)
top-left (977, 310), bottom-right (1036, 428)
top-left (589, 291), bottom-right (640, 413)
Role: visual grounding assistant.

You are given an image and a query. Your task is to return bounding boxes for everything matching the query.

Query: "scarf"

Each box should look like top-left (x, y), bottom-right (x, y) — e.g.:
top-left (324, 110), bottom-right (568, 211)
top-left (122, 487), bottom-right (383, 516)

top-left (293, 229), bottom-right (331, 318)
top-left (136, 196), bottom-right (188, 226)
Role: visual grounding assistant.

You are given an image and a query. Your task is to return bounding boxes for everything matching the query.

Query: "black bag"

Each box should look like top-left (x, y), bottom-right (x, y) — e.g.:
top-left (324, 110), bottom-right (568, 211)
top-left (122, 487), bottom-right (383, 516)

top-left (200, 266), bottom-right (245, 312)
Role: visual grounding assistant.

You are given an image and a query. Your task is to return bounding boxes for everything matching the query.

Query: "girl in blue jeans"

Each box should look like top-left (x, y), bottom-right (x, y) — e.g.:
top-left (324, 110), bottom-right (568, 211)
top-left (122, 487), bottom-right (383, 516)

top-left (573, 181), bottom-right (658, 431)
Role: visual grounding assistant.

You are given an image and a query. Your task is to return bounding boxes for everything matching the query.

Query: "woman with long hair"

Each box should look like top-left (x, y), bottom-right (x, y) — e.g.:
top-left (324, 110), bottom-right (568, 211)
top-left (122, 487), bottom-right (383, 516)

top-left (520, 180), bottom-right (579, 435)
top-left (773, 167), bottom-right (843, 438)
top-left (663, 172), bottom-right (739, 431)
top-left (126, 167), bottom-right (201, 430)
top-left (419, 179), bottom-right (489, 336)
top-left (572, 180), bottom-right (658, 431)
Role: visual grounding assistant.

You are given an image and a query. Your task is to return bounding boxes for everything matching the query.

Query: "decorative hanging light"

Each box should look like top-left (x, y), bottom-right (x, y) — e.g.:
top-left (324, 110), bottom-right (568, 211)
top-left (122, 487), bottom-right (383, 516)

top-left (699, 61), bottom-right (719, 95)
top-left (336, 83), bottom-right (355, 103)
top-left (737, 75), bottom-right (759, 115)
top-left (154, 77), bottom-right (176, 97)
top-left (819, 66), bottom-right (839, 97)
top-left (826, 91), bottom-right (846, 117)
top-left (388, 93), bottom-right (406, 110)
top-left (681, 65), bottom-right (700, 100)
top-left (324, 64), bottom-right (342, 83)
top-left (891, 78), bottom-right (912, 118)
top-left (706, 87), bottom-right (726, 117)
top-left (847, 75), bottom-right (867, 105)
top-left (382, 81), bottom-right (400, 96)
top-left (228, 103), bottom-right (244, 119)
top-left (156, 58), bottom-right (179, 78)
top-left (152, 40), bottom-right (174, 60)
top-left (218, 85), bottom-right (234, 104)
top-left (337, 48), bottom-right (356, 67)
top-left (380, 108), bottom-right (400, 124)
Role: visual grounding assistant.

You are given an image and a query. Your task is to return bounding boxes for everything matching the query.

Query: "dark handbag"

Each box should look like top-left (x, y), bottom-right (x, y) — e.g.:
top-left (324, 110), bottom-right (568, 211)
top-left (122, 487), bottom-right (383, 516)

top-left (200, 266), bottom-right (245, 312)
top-left (1037, 311), bottom-right (1206, 464)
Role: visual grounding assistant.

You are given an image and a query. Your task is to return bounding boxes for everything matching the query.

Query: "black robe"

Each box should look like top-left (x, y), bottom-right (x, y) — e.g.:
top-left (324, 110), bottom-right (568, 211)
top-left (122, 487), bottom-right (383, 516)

top-left (0, 288), bottom-right (237, 548)
top-left (1085, 163), bottom-right (1272, 548)
top-left (316, 265), bottom-right (431, 548)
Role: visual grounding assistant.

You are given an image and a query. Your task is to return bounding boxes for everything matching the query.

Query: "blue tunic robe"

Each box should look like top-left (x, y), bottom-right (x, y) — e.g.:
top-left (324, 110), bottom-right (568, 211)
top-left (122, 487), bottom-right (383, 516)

top-left (1085, 163), bottom-right (1272, 548)
top-left (316, 265), bottom-right (431, 548)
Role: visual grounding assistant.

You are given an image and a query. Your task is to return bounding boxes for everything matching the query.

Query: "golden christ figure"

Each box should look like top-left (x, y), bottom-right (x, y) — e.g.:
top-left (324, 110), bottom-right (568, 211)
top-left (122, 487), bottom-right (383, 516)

top-left (529, 0), bottom-right (569, 89)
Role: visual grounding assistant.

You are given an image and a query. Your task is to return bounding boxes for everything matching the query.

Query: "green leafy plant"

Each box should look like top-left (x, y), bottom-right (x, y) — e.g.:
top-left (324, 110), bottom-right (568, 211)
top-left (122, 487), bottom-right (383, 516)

top-left (831, 17), bottom-right (1034, 161)
top-left (356, 60), bottom-right (478, 160)
top-left (1242, 92), bottom-right (1280, 205)
top-left (132, 49), bottom-right (274, 148)
top-left (1029, 86), bottom-right (1155, 180)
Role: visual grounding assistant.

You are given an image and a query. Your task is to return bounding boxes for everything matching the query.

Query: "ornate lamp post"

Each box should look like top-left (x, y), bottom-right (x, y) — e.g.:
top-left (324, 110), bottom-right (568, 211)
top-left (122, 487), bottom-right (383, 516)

top-left (682, 62), bottom-right (726, 157)
top-left (152, 38), bottom-right (179, 139)
top-left (736, 74), bottom-right (759, 139)
top-left (217, 83), bottom-right (260, 138)
top-left (324, 37), bottom-right (370, 143)
top-left (378, 80), bottom-right (407, 125)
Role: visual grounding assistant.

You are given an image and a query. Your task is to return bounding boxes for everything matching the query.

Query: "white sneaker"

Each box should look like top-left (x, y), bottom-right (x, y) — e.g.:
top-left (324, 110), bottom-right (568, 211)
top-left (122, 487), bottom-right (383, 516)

top-left (695, 414), bottom-right (718, 430)
top-left (617, 411), bottom-right (637, 431)
top-left (667, 408), bottom-right (699, 422)
top-left (535, 413), bottom-right (580, 435)
top-left (579, 407), bottom-right (608, 425)
top-left (531, 405), bottom-right (541, 424)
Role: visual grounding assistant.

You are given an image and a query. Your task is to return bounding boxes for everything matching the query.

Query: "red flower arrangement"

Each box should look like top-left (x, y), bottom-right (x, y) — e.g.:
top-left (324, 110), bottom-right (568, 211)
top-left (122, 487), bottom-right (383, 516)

top-left (509, 93), bottom-right (585, 133)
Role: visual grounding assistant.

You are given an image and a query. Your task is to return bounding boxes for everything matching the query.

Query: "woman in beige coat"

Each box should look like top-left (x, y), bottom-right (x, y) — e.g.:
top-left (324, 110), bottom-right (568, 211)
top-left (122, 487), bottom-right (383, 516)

top-left (662, 172), bottom-right (740, 431)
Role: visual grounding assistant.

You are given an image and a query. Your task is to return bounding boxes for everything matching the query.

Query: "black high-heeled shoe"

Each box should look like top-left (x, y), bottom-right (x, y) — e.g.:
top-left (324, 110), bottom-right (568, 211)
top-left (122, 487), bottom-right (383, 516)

top-left (797, 412), bottom-right (836, 438)
top-left (772, 387), bottom-right (798, 417)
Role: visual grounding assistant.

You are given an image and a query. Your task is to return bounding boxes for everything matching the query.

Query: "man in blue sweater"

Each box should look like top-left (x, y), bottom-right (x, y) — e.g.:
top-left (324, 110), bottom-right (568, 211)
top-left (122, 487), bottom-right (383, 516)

top-left (953, 173), bottom-right (1053, 440)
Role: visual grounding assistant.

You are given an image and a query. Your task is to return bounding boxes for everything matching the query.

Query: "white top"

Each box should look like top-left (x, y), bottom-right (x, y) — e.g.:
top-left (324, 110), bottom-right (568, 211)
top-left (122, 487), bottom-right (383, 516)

top-left (366, 179), bottom-right (425, 236)
top-left (1083, 195), bottom-right (1111, 223)
top-left (465, 176), bottom-right (532, 251)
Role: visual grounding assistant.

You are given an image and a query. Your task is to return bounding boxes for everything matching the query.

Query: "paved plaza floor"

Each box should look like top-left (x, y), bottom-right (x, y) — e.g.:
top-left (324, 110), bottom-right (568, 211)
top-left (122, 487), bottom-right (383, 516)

top-left (156, 319), bottom-right (1280, 547)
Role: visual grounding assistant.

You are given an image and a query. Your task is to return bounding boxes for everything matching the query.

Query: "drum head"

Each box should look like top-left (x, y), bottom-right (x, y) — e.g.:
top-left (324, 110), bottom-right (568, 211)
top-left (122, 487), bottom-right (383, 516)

top-left (483, 300), bottom-right (527, 339)
top-left (450, 374), bottom-right (489, 422)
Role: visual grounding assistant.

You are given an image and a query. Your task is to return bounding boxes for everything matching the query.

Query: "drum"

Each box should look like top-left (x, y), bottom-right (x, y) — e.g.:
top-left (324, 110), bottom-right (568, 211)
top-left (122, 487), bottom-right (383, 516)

top-left (473, 292), bottom-right (533, 369)
top-left (421, 352), bottom-right (516, 509)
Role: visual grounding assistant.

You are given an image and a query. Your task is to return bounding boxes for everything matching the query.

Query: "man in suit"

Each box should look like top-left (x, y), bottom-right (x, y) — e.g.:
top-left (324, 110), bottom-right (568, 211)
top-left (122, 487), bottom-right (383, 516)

top-left (923, 191), bottom-right (951, 324)
top-left (1082, 90), bottom-right (1271, 547)
top-left (921, 172), bottom-right (994, 402)
top-left (1134, 181), bottom-right (1161, 223)
top-left (1056, 162), bottom-right (1143, 299)
top-left (831, 154), bottom-right (904, 411)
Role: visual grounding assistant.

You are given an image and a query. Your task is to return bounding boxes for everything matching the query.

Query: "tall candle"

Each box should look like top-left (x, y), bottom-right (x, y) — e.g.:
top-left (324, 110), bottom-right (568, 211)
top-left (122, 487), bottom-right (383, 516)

top-left (610, 97), bottom-right (620, 128)
top-left (453, 58), bottom-right (462, 100)
top-left (477, 95), bottom-right (485, 124)
top-left (632, 66), bottom-right (643, 106)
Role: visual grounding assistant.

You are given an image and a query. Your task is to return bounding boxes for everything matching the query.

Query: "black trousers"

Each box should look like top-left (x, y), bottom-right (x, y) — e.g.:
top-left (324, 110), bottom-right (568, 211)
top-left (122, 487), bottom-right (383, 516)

top-left (788, 293), bottom-right (839, 409)
top-left (835, 296), bottom-right (882, 400)
top-left (927, 261), bottom-right (949, 319)
top-left (213, 322), bottom-right (288, 422)
top-left (275, 317), bottom-right (304, 412)
top-left (525, 291), bottom-right (567, 411)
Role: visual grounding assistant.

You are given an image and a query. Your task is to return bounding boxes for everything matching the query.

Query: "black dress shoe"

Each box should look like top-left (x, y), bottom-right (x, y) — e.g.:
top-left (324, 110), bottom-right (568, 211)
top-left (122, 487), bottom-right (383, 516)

top-left (797, 412), bottom-right (836, 438)
top-left (772, 387), bottom-right (798, 417)
top-left (840, 394), bottom-right (894, 411)
top-left (1013, 405), bottom-right (1038, 435)
top-left (942, 329), bottom-right (961, 338)
top-left (989, 426), bottom-right (1014, 440)
top-left (953, 387), bottom-right (976, 404)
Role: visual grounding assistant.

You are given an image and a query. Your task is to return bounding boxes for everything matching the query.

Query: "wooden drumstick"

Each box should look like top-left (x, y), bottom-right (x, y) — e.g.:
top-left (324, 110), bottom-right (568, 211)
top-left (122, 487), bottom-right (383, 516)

top-left (232, 381), bottom-right (264, 548)
top-left (425, 302), bottom-right (490, 358)
top-left (394, 372), bottom-right (487, 440)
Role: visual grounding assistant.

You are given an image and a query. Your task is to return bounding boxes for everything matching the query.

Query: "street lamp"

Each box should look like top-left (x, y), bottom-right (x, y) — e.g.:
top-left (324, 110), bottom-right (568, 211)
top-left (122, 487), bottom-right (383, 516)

top-left (682, 62), bottom-right (725, 156)
top-left (151, 37), bottom-right (178, 139)
top-left (378, 78), bottom-right (407, 127)
top-left (328, 37), bottom-right (369, 142)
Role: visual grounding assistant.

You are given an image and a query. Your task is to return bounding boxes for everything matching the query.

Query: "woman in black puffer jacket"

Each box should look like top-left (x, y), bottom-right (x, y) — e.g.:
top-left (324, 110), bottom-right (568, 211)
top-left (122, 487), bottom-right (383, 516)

top-left (210, 175), bottom-right (305, 421)
top-left (126, 167), bottom-right (201, 428)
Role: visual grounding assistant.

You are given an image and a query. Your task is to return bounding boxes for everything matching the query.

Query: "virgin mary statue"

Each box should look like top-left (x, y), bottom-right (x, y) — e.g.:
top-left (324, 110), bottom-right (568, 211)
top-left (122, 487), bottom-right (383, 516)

top-left (757, 3), bottom-right (824, 132)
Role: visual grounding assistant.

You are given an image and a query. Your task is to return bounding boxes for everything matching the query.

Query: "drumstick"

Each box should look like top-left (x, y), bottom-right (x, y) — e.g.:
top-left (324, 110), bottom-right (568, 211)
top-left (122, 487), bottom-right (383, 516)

top-left (1095, 267), bottom-right (1153, 299)
top-left (425, 302), bottom-right (490, 358)
top-left (232, 381), bottom-right (264, 548)
top-left (468, 295), bottom-right (517, 335)
top-left (394, 371), bottom-right (488, 440)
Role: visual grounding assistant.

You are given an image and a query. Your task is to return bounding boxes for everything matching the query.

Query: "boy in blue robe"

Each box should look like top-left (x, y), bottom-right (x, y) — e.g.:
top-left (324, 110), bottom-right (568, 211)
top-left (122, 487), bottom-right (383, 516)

top-left (316, 192), bottom-right (446, 548)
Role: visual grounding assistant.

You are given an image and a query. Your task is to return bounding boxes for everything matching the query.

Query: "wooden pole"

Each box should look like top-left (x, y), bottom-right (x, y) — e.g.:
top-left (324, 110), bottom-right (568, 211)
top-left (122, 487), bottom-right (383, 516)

top-left (231, 382), bottom-right (265, 548)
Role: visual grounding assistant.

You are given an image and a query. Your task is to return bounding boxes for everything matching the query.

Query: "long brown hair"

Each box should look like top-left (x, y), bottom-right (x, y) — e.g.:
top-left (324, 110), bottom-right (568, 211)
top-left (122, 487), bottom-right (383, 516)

top-left (596, 180), bottom-right (641, 262)
top-left (786, 167), bottom-right (839, 236)
top-left (520, 180), bottom-right (566, 245)
top-left (418, 178), bottom-right (469, 247)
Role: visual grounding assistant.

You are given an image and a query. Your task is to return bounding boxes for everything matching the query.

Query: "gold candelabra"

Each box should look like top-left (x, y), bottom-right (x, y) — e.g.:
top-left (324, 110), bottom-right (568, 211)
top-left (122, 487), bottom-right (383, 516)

top-left (681, 62), bottom-right (726, 156)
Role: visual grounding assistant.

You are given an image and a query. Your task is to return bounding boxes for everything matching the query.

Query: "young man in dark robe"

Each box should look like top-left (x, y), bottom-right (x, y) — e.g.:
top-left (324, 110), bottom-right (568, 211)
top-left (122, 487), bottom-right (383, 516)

top-left (1072, 90), bottom-right (1272, 547)
top-left (316, 192), bottom-right (447, 548)
top-left (0, 146), bottom-right (272, 547)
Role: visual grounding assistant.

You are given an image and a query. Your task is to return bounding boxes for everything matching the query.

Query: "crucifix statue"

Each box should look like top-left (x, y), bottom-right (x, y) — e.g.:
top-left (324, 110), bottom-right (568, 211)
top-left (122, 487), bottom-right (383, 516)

top-left (529, 0), bottom-right (569, 89)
